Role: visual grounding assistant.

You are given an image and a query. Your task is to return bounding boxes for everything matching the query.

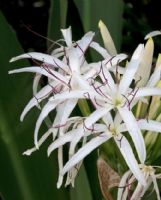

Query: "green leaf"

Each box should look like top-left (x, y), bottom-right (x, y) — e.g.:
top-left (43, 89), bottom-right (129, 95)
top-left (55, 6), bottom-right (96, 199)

top-left (73, 0), bottom-right (124, 51)
top-left (47, 0), bottom-right (68, 46)
top-left (0, 11), bottom-right (69, 200)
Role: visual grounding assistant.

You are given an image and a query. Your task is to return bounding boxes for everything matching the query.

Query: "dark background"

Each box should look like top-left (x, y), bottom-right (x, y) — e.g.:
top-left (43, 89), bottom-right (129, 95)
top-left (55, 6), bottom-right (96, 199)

top-left (1, 0), bottom-right (161, 54)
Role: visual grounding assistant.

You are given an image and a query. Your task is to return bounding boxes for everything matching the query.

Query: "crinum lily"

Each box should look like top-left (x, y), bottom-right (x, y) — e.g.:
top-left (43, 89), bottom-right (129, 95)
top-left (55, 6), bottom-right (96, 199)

top-left (117, 164), bottom-right (161, 200)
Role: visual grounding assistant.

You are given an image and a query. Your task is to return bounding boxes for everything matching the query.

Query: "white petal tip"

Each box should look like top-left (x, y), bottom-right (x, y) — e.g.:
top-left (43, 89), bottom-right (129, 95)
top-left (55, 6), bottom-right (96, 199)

top-left (47, 149), bottom-right (51, 157)
top-left (34, 142), bottom-right (39, 150)
top-left (9, 58), bottom-right (15, 63)
top-left (144, 30), bottom-right (161, 40)
top-left (8, 70), bottom-right (14, 74)
top-left (22, 150), bottom-right (32, 156)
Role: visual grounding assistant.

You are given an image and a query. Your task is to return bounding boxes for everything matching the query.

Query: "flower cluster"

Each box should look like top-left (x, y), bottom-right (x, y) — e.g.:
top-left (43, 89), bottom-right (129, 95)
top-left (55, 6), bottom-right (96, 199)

top-left (9, 21), bottom-right (161, 197)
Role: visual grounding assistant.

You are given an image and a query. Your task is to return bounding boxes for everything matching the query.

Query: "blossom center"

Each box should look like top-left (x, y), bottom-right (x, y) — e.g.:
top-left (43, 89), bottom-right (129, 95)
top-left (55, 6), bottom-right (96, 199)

top-left (142, 165), bottom-right (154, 176)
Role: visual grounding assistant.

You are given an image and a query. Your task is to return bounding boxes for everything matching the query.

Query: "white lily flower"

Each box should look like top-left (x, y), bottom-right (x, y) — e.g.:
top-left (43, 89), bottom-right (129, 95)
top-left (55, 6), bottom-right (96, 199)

top-left (48, 112), bottom-right (147, 186)
top-left (118, 164), bottom-right (161, 200)
top-left (49, 112), bottom-right (161, 187)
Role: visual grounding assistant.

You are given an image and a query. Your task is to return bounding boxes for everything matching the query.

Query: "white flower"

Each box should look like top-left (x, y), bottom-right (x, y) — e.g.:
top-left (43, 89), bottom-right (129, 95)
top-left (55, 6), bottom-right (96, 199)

top-left (118, 164), bottom-right (161, 200)
top-left (48, 110), bottom-right (161, 187)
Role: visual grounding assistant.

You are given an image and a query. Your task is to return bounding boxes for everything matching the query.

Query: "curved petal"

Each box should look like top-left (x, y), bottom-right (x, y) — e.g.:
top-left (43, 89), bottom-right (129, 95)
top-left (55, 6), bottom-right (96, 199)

top-left (10, 52), bottom-right (69, 72)
top-left (90, 41), bottom-right (111, 58)
top-left (61, 133), bottom-right (111, 175)
top-left (118, 107), bottom-right (146, 163)
top-left (47, 131), bottom-right (75, 156)
top-left (23, 129), bottom-right (52, 156)
top-left (115, 136), bottom-right (146, 186)
top-left (33, 73), bottom-right (42, 96)
top-left (9, 66), bottom-right (68, 85)
top-left (34, 100), bottom-right (59, 148)
top-left (20, 84), bottom-right (53, 121)
top-left (144, 30), bottom-right (161, 40)
top-left (117, 170), bottom-right (132, 200)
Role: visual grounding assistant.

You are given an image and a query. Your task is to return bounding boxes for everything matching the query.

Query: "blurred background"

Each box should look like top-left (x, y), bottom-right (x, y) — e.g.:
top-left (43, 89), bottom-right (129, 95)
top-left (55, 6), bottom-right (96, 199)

top-left (0, 0), bottom-right (161, 199)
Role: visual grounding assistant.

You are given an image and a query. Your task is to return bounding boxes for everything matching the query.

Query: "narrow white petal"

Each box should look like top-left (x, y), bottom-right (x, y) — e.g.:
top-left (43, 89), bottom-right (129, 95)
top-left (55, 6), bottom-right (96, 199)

top-left (119, 107), bottom-right (146, 163)
top-left (61, 26), bottom-right (72, 47)
top-left (147, 64), bottom-right (161, 87)
top-left (61, 133), bottom-right (110, 175)
top-left (9, 66), bottom-right (68, 84)
top-left (47, 131), bottom-right (74, 156)
top-left (102, 53), bottom-right (127, 70)
top-left (117, 170), bottom-right (132, 200)
top-left (23, 129), bottom-right (52, 156)
top-left (10, 52), bottom-right (69, 72)
top-left (68, 49), bottom-right (80, 73)
top-left (90, 41), bottom-right (111, 58)
top-left (57, 147), bottom-right (64, 188)
top-left (99, 66), bottom-right (116, 92)
top-left (34, 101), bottom-right (59, 148)
top-left (33, 73), bottom-right (42, 96)
top-left (49, 90), bottom-right (104, 102)
top-left (135, 88), bottom-right (161, 98)
top-left (58, 99), bottom-right (77, 126)
top-left (144, 30), bottom-right (161, 40)
top-left (115, 136), bottom-right (146, 185)
top-left (119, 44), bottom-right (144, 94)
top-left (102, 112), bottom-right (113, 126)
top-left (152, 175), bottom-right (161, 200)
top-left (130, 182), bottom-right (144, 200)
top-left (84, 107), bottom-right (112, 128)
top-left (20, 84), bottom-right (52, 121)
top-left (76, 31), bottom-right (95, 55)
top-left (138, 119), bottom-right (161, 133)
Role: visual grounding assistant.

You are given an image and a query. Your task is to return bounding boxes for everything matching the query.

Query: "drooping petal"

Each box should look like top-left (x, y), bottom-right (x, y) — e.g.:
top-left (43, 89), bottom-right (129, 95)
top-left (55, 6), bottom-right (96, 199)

top-left (9, 66), bottom-right (68, 85)
top-left (118, 107), bottom-right (146, 163)
top-left (119, 44), bottom-right (144, 94)
top-left (61, 133), bottom-right (111, 175)
top-left (117, 170), bottom-right (132, 200)
top-left (10, 52), bottom-right (69, 72)
top-left (23, 129), bottom-right (52, 156)
top-left (20, 84), bottom-right (53, 121)
top-left (57, 147), bottom-right (64, 188)
top-left (144, 30), bottom-right (161, 40)
top-left (115, 136), bottom-right (146, 186)
top-left (47, 131), bottom-right (75, 156)
top-left (33, 73), bottom-right (42, 96)
top-left (34, 100), bottom-right (60, 148)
